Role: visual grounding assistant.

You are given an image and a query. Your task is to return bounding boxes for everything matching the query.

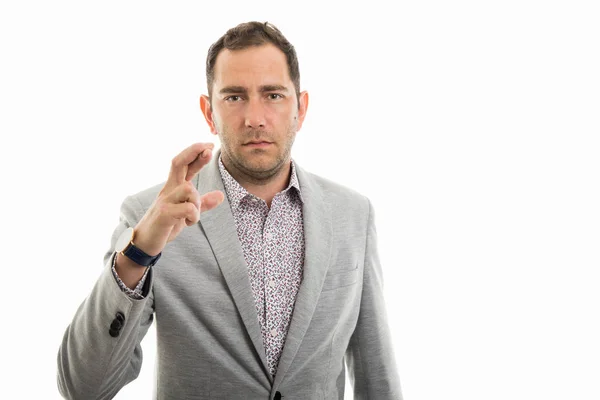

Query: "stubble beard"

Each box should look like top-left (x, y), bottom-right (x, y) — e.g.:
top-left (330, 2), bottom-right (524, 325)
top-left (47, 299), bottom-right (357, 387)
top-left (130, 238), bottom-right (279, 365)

top-left (217, 121), bottom-right (297, 183)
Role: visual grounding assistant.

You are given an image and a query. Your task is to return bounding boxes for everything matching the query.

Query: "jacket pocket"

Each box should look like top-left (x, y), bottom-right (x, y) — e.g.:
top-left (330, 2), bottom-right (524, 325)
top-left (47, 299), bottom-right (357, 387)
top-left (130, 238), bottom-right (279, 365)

top-left (321, 264), bottom-right (359, 291)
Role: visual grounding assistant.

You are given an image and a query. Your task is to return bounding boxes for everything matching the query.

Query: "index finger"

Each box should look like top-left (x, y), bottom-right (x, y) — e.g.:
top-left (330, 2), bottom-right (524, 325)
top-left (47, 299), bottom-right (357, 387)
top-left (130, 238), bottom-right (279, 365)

top-left (166, 142), bottom-right (215, 188)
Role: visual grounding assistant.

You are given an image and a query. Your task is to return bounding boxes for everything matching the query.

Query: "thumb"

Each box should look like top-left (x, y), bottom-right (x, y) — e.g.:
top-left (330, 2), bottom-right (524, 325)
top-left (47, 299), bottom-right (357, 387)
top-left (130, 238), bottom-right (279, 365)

top-left (200, 190), bottom-right (225, 213)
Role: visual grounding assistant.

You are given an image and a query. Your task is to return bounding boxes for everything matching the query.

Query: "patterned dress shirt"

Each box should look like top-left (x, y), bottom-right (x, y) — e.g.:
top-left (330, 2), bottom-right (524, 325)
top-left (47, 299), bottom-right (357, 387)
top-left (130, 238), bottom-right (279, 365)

top-left (113, 155), bottom-right (305, 378)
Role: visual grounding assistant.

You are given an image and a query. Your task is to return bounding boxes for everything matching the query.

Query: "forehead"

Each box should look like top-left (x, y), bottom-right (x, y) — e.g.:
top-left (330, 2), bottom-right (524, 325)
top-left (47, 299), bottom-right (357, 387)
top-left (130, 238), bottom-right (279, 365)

top-left (212, 43), bottom-right (292, 89)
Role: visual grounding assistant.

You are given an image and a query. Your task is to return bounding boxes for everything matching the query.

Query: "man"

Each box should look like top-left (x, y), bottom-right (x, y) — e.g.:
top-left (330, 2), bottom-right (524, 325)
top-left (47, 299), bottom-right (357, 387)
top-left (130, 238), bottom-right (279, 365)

top-left (57, 21), bottom-right (402, 399)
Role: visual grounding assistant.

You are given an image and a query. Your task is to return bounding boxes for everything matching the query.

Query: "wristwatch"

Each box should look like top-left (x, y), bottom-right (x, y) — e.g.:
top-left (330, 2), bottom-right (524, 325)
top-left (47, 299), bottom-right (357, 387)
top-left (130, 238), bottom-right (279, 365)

top-left (115, 227), bottom-right (162, 267)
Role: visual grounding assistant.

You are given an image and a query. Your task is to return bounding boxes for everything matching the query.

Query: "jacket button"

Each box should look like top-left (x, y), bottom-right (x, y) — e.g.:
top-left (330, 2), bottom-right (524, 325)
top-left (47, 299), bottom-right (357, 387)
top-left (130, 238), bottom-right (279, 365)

top-left (110, 319), bottom-right (122, 331)
top-left (115, 311), bottom-right (125, 323)
top-left (274, 392), bottom-right (282, 400)
top-left (109, 312), bottom-right (124, 337)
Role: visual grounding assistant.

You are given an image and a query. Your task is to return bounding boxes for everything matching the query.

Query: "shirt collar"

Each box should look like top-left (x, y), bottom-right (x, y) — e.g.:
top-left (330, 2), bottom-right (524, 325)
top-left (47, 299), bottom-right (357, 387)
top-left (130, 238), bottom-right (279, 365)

top-left (217, 154), bottom-right (303, 211)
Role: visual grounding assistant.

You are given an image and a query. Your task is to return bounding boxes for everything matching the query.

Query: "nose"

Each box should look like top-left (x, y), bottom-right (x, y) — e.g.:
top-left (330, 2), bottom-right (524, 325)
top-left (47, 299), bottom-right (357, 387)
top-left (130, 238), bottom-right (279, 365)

top-left (244, 97), bottom-right (266, 129)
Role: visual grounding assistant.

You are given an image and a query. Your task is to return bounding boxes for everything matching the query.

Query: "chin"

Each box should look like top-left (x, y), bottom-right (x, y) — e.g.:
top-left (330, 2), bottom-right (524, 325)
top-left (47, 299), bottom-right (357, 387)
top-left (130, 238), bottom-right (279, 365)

top-left (246, 159), bottom-right (277, 172)
top-left (244, 155), bottom-right (282, 173)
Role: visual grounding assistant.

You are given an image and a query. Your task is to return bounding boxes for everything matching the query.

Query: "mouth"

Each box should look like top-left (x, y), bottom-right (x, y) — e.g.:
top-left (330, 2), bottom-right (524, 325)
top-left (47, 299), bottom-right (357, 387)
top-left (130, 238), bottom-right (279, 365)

top-left (243, 141), bottom-right (273, 148)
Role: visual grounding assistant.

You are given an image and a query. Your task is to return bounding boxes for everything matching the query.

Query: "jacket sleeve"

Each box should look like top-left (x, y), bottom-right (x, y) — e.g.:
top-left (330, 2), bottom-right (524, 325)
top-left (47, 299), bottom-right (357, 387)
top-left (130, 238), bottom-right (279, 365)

top-left (57, 195), bottom-right (155, 400)
top-left (345, 199), bottom-right (403, 399)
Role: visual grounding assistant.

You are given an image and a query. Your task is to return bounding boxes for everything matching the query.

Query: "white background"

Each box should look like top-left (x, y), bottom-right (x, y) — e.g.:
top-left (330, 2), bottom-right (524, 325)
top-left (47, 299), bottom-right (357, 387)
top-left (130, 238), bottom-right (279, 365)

top-left (1, 0), bottom-right (599, 399)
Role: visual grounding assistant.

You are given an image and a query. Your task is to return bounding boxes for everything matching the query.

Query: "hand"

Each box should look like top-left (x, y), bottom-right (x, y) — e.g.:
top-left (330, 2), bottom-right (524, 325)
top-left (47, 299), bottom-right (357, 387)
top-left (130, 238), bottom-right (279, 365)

top-left (132, 143), bottom-right (225, 256)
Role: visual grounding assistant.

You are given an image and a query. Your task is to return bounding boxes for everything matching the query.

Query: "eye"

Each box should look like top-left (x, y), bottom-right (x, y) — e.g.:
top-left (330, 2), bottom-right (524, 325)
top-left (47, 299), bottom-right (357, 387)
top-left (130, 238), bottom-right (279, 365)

top-left (268, 93), bottom-right (283, 100)
top-left (225, 95), bottom-right (243, 102)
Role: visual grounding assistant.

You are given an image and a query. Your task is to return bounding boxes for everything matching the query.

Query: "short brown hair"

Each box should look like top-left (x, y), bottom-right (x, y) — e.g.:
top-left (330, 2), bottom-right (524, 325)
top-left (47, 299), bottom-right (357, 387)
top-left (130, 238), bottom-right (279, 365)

top-left (206, 21), bottom-right (300, 104)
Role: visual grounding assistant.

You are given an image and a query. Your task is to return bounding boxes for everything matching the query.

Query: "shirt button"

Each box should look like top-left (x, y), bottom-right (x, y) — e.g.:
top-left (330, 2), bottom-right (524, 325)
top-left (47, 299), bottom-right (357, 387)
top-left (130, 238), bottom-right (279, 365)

top-left (265, 232), bottom-right (274, 241)
top-left (270, 329), bottom-right (278, 337)
top-left (269, 278), bottom-right (276, 288)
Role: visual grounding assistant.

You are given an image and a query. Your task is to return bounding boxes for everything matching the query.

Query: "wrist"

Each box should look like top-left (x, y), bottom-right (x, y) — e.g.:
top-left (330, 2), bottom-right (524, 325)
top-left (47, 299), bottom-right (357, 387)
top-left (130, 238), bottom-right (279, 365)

top-left (115, 252), bottom-right (148, 289)
top-left (115, 227), bottom-right (162, 267)
top-left (130, 227), bottom-right (161, 257)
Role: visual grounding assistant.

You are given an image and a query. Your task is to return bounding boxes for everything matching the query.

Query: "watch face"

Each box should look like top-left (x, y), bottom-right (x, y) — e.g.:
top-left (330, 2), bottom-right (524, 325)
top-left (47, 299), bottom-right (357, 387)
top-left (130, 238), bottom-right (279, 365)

top-left (115, 227), bottom-right (134, 253)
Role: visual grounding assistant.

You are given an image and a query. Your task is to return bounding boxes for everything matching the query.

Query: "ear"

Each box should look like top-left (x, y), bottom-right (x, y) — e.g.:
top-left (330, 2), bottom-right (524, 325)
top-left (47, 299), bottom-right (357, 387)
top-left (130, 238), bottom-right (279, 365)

top-left (295, 90), bottom-right (309, 131)
top-left (200, 95), bottom-right (218, 135)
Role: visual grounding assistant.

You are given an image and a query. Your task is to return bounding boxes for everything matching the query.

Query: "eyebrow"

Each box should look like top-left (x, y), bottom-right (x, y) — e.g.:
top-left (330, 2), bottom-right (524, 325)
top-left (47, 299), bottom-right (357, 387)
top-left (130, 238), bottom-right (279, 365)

top-left (218, 85), bottom-right (290, 95)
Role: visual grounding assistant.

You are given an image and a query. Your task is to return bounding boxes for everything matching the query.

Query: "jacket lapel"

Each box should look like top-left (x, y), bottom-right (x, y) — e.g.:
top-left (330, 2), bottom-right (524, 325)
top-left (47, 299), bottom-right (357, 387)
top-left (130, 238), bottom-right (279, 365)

top-left (195, 151), bottom-right (333, 388)
top-left (272, 164), bottom-right (333, 389)
top-left (194, 151), bottom-right (272, 381)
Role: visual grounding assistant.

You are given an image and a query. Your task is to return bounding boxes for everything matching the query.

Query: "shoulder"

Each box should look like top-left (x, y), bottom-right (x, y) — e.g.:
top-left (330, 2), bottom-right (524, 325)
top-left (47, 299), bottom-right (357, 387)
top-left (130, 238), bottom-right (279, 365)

top-left (120, 181), bottom-right (166, 219)
top-left (308, 171), bottom-right (367, 200)
top-left (298, 167), bottom-right (377, 246)
top-left (298, 167), bottom-right (372, 217)
top-left (132, 181), bottom-right (165, 204)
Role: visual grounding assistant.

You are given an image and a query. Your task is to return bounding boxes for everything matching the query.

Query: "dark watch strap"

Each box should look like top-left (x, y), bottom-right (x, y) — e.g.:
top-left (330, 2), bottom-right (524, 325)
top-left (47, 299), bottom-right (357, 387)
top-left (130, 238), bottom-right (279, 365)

top-left (123, 243), bottom-right (162, 267)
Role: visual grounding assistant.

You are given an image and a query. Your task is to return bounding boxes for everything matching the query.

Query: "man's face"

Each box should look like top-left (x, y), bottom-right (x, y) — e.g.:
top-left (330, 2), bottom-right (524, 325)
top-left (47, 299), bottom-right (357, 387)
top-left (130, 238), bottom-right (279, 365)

top-left (200, 44), bottom-right (308, 180)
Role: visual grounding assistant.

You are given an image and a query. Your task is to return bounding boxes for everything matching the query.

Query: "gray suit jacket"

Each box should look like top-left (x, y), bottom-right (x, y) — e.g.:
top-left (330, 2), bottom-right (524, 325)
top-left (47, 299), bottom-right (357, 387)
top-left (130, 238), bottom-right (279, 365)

top-left (57, 151), bottom-right (402, 399)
